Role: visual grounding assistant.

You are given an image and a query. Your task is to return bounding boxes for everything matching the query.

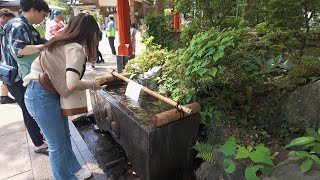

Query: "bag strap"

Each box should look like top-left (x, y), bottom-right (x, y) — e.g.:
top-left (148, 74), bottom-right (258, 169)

top-left (39, 51), bottom-right (45, 72)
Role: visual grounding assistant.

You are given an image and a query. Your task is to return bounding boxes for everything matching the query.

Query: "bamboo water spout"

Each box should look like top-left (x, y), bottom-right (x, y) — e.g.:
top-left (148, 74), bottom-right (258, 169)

top-left (106, 69), bottom-right (193, 114)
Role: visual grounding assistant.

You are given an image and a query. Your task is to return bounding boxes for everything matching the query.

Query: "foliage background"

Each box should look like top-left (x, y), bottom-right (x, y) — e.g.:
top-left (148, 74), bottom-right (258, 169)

top-left (128, 0), bottom-right (320, 176)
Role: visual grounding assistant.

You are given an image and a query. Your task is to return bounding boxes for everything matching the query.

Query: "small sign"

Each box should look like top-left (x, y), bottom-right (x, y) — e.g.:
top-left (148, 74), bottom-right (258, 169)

top-left (125, 81), bottom-right (143, 101)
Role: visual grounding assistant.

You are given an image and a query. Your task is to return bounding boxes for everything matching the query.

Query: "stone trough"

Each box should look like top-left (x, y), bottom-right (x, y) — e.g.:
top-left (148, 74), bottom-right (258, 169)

top-left (90, 80), bottom-right (200, 180)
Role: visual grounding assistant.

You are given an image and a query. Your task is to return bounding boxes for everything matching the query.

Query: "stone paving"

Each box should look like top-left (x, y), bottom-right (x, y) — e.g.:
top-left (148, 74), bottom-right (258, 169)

top-left (0, 30), bottom-right (144, 180)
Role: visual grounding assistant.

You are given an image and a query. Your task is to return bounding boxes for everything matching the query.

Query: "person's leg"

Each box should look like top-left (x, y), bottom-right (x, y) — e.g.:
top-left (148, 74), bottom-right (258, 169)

top-left (0, 82), bottom-right (16, 104)
top-left (96, 46), bottom-right (101, 63)
top-left (91, 62), bottom-right (95, 69)
top-left (6, 80), bottom-right (44, 147)
top-left (108, 37), bottom-right (116, 55)
top-left (25, 81), bottom-right (80, 180)
top-left (98, 50), bottom-right (104, 62)
top-left (63, 118), bottom-right (82, 174)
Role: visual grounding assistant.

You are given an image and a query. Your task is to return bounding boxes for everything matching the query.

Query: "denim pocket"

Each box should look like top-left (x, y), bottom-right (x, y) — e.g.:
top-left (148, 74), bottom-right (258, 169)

top-left (24, 95), bottom-right (36, 116)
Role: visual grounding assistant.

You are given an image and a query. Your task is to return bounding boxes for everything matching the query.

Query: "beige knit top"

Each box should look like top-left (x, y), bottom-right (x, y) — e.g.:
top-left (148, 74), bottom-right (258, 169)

top-left (40, 43), bottom-right (86, 97)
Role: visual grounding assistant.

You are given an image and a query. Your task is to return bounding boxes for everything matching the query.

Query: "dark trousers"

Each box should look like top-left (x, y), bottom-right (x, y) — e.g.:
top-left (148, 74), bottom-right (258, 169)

top-left (108, 37), bottom-right (116, 55)
top-left (6, 79), bottom-right (44, 146)
top-left (96, 46), bottom-right (103, 62)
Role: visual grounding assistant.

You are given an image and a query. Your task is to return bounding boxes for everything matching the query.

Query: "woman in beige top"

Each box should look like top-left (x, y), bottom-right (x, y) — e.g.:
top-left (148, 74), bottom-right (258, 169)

top-left (24, 13), bottom-right (105, 180)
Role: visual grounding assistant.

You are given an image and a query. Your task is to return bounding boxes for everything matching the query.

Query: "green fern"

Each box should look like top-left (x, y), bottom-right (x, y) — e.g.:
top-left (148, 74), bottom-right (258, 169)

top-left (193, 142), bottom-right (214, 163)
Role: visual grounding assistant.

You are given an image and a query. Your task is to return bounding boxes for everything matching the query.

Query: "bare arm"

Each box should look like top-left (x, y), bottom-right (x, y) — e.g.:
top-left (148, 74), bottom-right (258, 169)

top-left (64, 48), bottom-right (106, 91)
top-left (17, 44), bottom-right (43, 56)
top-left (66, 72), bottom-right (106, 91)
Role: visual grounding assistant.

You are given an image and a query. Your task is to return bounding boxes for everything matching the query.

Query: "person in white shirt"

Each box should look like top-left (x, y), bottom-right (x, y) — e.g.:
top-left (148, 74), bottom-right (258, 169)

top-left (46, 10), bottom-right (65, 40)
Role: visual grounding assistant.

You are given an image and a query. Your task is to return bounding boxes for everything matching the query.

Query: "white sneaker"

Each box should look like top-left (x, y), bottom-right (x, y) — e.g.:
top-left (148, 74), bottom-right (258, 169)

top-left (75, 167), bottom-right (92, 180)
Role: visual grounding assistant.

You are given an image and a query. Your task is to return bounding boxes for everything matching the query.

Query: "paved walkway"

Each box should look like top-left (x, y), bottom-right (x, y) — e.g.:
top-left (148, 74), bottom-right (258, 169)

top-left (0, 31), bottom-right (144, 180)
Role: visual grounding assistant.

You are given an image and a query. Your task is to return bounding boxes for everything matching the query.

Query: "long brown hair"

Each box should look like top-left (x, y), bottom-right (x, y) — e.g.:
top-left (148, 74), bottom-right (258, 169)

top-left (44, 13), bottom-right (100, 62)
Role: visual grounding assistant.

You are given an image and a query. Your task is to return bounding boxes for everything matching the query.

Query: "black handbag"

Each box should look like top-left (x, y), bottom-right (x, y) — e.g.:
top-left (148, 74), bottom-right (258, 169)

top-left (0, 63), bottom-right (17, 85)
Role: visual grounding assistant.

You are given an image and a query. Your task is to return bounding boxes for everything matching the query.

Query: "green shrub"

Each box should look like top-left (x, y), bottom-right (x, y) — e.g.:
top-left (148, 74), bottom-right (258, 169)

top-left (180, 19), bottom-right (203, 48)
top-left (143, 13), bottom-right (174, 50)
top-left (220, 16), bottom-right (243, 29)
top-left (255, 21), bottom-right (270, 34)
top-left (124, 37), bottom-right (178, 77)
top-left (219, 136), bottom-right (274, 180)
top-left (285, 128), bottom-right (320, 173)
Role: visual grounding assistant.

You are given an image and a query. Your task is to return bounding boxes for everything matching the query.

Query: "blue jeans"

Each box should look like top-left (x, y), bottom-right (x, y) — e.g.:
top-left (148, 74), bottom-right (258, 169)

top-left (25, 81), bottom-right (81, 180)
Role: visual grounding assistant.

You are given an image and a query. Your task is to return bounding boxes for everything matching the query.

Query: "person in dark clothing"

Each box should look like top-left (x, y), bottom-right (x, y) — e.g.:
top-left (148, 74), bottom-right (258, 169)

top-left (96, 31), bottom-right (104, 63)
top-left (2, 0), bottom-right (50, 154)
top-left (0, 8), bottom-right (16, 104)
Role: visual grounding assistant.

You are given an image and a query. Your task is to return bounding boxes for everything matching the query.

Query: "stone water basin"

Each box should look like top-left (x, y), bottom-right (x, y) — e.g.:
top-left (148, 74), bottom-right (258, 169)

top-left (90, 81), bottom-right (200, 180)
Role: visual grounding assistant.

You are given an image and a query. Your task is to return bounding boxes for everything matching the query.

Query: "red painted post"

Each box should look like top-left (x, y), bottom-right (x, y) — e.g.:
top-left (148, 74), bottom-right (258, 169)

top-left (173, 12), bottom-right (179, 30)
top-left (117, 0), bottom-right (132, 56)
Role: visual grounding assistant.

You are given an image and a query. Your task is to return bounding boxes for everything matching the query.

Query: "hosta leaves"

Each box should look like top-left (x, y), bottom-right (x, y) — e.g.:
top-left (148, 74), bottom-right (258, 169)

top-left (305, 142), bottom-right (317, 149)
top-left (301, 159), bottom-right (313, 173)
top-left (311, 155), bottom-right (320, 165)
top-left (311, 144), bottom-right (320, 154)
top-left (290, 151), bottom-right (312, 158)
top-left (218, 140), bottom-right (237, 156)
top-left (274, 54), bottom-right (283, 64)
top-left (306, 128), bottom-right (320, 140)
top-left (254, 58), bottom-right (263, 67)
top-left (285, 137), bottom-right (315, 148)
top-left (223, 159), bottom-right (236, 173)
top-left (235, 147), bottom-right (249, 159)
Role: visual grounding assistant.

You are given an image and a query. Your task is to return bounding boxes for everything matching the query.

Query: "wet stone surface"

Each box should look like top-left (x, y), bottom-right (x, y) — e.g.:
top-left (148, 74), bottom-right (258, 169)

top-left (74, 116), bottom-right (139, 180)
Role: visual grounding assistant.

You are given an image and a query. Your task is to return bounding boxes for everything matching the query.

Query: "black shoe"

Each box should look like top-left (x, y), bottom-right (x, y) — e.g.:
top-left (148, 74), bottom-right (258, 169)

top-left (34, 143), bottom-right (49, 155)
top-left (96, 59), bottom-right (104, 64)
top-left (0, 96), bottom-right (16, 104)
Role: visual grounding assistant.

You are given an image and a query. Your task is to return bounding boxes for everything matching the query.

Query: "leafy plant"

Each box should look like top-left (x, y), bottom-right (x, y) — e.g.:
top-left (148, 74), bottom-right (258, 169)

top-left (245, 55), bottom-right (283, 77)
top-left (218, 137), bottom-right (274, 180)
top-left (124, 41), bottom-right (177, 75)
top-left (285, 128), bottom-right (320, 173)
top-left (143, 13), bottom-right (174, 50)
top-left (184, 28), bottom-right (235, 78)
top-left (193, 142), bottom-right (214, 163)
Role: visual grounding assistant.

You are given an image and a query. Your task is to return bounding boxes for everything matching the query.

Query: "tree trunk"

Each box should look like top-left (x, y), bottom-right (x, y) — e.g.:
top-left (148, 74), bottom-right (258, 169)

top-left (156, 0), bottom-right (166, 14)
